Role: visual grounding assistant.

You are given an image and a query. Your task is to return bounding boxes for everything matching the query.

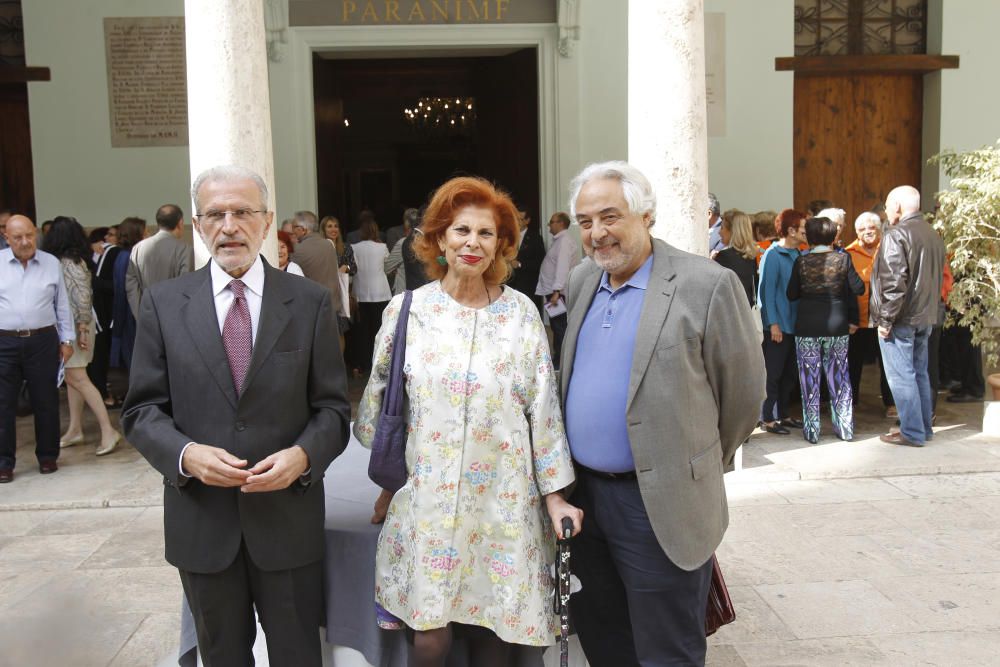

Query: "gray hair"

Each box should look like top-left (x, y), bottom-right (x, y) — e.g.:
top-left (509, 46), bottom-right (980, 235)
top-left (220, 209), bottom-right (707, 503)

top-left (854, 211), bottom-right (881, 231)
top-left (191, 165), bottom-right (268, 213)
top-left (293, 210), bottom-right (318, 232)
top-left (708, 192), bottom-right (721, 217)
top-left (568, 161), bottom-right (656, 223)
top-left (817, 207), bottom-right (846, 225)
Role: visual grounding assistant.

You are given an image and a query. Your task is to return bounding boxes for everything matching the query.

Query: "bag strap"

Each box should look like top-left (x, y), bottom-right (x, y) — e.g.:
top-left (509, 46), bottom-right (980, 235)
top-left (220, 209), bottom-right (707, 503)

top-left (382, 290), bottom-right (412, 417)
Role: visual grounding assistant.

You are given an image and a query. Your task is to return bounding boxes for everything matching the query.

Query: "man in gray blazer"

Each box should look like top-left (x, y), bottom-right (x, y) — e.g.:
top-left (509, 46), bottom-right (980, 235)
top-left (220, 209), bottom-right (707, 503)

top-left (559, 162), bottom-right (764, 665)
top-left (122, 166), bottom-right (350, 666)
top-left (125, 204), bottom-right (193, 316)
top-left (291, 209), bottom-right (344, 321)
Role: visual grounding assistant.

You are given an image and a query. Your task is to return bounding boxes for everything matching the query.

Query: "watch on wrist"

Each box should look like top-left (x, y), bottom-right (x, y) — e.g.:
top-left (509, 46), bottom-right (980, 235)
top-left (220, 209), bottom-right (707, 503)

top-left (60, 340), bottom-right (73, 346)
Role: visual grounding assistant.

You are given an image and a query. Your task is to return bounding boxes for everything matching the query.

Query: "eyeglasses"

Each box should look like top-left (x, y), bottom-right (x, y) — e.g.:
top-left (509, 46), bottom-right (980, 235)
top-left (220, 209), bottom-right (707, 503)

top-left (195, 208), bottom-right (267, 224)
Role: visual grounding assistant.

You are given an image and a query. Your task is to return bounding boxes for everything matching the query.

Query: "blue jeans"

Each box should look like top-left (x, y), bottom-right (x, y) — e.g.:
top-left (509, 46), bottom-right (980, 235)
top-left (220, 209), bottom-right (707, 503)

top-left (879, 324), bottom-right (934, 444)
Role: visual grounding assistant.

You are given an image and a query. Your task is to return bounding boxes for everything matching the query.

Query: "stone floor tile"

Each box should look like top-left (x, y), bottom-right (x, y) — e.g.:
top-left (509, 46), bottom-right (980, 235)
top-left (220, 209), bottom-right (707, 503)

top-left (870, 630), bottom-right (1000, 666)
top-left (961, 494), bottom-right (1000, 527)
top-left (868, 496), bottom-right (996, 531)
top-left (733, 637), bottom-right (887, 666)
top-left (109, 612), bottom-right (181, 667)
top-left (0, 533), bottom-right (110, 570)
top-left (723, 480), bottom-right (791, 507)
top-left (0, 463), bottom-right (152, 509)
top-left (126, 506), bottom-right (165, 533)
top-left (884, 471), bottom-right (1000, 499)
top-left (105, 466), bottom-right (164, 506)
top-left (706, 643), bottom-right (748, 666)
top-left (0, 510), bottom-right (54, 536)
top-left (755, 579), bottom-right (924, 638)
top-left (708, 586), bottom-right (796, 645)
top-left (28, 507), bottom-right (144, 536)
top-left (768, 478), bottom-right (913, 504)
top-left (14, 566), bottom-right (182, 617)
top-left (81, 529), bottom-right (165, 569)
top-left (0, 568), bottom-right (61, 610)
top-left (867, 528), bottom-right (1000, 576)
top-left (869, 573), bottom-right (1000, 633)
top-left (0, 609), bottom-right (144, 667)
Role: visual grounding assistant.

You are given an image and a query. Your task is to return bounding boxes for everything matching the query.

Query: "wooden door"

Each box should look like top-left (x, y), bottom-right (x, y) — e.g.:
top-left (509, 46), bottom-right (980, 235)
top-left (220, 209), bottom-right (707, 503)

top-left (0, 82), bottom-right (36, 220)
top-left (793, 72), bottom-right (922, 242)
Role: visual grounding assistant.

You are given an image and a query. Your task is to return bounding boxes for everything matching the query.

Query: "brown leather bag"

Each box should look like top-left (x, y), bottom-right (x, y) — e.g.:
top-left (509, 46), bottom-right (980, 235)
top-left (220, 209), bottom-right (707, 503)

top-left (704, 554), bottom-right (736, 636)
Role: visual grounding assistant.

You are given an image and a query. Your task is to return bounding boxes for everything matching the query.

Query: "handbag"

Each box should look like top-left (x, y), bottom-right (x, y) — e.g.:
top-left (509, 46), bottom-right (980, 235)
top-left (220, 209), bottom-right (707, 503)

top-left (367, 290), bottom-right (413, 492)
top-left (704, 553), bottom-right (736, 636)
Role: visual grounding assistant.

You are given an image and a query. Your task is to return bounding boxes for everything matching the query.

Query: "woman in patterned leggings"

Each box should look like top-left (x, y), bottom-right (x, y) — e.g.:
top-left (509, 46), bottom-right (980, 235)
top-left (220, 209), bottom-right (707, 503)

top-left (786, 216), bottom-right (865, 443)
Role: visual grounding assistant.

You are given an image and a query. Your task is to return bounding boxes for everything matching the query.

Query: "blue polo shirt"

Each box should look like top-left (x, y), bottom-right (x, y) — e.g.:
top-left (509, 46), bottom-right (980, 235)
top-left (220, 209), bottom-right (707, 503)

top-left (564, 255), bottom-right (653, 472)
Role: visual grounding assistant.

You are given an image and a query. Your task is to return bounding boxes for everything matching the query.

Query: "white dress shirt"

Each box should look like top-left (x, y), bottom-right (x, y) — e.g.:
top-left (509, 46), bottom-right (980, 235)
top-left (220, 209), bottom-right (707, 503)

top-left (285, 261), bottom-right (304, 277)
top-left (210, 255), bottom-right (264, 343)
top-left (535, 229), bottom-right (580, 296)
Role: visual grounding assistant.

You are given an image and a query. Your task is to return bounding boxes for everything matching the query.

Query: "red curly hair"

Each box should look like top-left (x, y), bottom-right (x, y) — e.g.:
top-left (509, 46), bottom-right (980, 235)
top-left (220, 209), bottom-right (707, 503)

top-left (414, 176), bottom-right (521, 286)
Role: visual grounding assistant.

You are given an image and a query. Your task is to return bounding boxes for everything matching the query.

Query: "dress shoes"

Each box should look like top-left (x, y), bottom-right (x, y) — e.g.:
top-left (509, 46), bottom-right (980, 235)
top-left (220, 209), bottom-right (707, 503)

top-left (39, 460), bottom-right (58, 474)
top-left (879, 432), bottom-right (923, 448)
top-left (762, 421), bottom-right (790, 435)
top-left (781, 417), bottom-right (804, 429)
top-left (0, 468), bottom-right (12, 483)
top-left (947, 393), bottom-right (983, 403)
top-left (96, 432), bottom-right (122, 457)
top-left (59, 433), bottom-right (85, 448)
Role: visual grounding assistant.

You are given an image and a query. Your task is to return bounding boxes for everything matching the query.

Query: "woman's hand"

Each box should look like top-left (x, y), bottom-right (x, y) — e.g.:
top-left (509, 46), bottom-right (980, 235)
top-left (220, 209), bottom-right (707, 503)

top-left (544, 492), bottom-right (583, 538)
top-left (76, 324), bottom-right (89, 351)
top-left (769, 323), bottom-right (783, 344)
top-left (371, 488), bottom-right (394, 524)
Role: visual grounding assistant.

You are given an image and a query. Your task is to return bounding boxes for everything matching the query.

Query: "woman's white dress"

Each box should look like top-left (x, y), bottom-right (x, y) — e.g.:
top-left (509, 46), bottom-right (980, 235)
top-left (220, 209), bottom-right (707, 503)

top-left (354, 281), bottom-right (575, 646)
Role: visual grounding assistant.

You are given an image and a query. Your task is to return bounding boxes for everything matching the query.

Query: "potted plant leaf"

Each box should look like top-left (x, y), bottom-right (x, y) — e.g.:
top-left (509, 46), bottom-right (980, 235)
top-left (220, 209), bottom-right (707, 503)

top-left (930, 139), bottom-right (1000, 399)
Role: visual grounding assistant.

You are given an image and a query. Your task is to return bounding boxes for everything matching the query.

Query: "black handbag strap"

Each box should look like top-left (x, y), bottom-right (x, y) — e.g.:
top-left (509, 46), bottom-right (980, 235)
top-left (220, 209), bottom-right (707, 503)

top-left (382, 290), bottom-right (412, 418)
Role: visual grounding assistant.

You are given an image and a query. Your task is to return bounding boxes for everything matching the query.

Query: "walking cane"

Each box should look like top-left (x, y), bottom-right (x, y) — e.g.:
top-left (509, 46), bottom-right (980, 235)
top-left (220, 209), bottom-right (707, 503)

top-left (554, 516), bottom-right (573, 667)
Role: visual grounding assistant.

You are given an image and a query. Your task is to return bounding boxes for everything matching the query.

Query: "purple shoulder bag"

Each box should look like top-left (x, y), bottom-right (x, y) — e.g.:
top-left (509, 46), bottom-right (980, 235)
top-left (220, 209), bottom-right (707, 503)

top-left (367, 290), bottom-right (412, 492)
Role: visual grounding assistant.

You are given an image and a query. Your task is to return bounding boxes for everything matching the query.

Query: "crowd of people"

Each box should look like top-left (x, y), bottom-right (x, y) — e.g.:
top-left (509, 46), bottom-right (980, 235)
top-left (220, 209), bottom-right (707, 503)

top-left (0, 158), bottom-right (984, 667)
top-left (707, 187), bottom-right (983, 449)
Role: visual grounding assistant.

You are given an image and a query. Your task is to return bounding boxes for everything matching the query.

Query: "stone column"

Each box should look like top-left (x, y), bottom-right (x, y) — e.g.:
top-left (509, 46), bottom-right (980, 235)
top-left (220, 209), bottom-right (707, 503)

top-left (185, 0), bottom-right (278, 268)
top-left (628, 0), bottom-right (708, 256)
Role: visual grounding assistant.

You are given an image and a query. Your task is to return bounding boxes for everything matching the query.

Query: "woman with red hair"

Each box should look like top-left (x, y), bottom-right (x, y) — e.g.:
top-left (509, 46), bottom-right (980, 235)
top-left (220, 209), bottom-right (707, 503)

top-left (758, 209), bottom-right (808, 434)
top-left (275, 230), bottom-right (303, 275)
top-left (354, 176), bottom-right (581, 665)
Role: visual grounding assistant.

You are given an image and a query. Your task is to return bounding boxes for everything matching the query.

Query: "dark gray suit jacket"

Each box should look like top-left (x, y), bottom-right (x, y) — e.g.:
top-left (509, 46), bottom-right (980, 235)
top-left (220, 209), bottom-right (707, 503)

top-left (561, 239), bottom-right (765, 570)
top-left (122, 261), bottom-right (350, 574)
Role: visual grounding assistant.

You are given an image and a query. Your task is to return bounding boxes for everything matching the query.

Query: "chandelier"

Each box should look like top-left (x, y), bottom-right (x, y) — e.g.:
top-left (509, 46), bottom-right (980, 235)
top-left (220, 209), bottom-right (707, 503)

top-left (403, 97), bottom-right (476, 135)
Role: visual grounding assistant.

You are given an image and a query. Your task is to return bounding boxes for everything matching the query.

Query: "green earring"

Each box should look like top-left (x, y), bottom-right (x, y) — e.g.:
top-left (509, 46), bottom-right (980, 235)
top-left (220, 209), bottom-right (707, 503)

top-left (436, 255), bottom-right (447, 266)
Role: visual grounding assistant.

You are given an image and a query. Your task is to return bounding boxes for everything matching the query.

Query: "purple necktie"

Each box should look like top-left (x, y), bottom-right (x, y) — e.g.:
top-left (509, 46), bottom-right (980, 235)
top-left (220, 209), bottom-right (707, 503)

top-left (223, 279), bottom-right (252, 394)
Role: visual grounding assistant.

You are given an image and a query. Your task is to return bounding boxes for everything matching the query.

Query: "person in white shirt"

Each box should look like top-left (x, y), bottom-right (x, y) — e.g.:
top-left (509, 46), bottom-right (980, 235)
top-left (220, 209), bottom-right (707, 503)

top-left (536, 212), bottom-right (580, 369)
top-left (351, 219), bottom-right (392, 374)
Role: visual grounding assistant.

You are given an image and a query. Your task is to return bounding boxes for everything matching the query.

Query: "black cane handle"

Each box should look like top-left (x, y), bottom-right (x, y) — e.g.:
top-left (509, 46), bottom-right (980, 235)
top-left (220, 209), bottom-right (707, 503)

top-left (561, 516), bottom-right (574, 540)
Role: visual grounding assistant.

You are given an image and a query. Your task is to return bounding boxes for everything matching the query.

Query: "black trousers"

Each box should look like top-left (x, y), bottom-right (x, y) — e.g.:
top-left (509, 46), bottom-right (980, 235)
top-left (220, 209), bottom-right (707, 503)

top-left (353, 301), bottom-right (389, 372)
top-left (761, 334), bottom-right (798, 422)
top-left (179, 542), bottom-right (324, 667)
top-left (570, 472), bottom-right (713, 666)
top-left (0, 329), bottom-right (61, 469)
top-left (848, 328), bottom-right (891, 407)
top-left (86, 328), bottom-right (112, 399)
top-left (940, 325), bottom-right (985, 397)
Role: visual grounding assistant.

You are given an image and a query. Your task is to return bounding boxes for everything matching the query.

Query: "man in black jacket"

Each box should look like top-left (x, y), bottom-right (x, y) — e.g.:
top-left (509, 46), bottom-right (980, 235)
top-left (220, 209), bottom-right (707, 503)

top-left (870, 185), bottom-right (946, 447)
top-left (509, 211), bottom-right (545, 317)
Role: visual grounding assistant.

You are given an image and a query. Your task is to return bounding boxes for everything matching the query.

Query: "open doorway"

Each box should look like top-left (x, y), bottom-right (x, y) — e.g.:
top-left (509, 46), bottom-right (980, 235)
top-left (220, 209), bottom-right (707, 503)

top-left (312, 48), bottom-right (540, 236)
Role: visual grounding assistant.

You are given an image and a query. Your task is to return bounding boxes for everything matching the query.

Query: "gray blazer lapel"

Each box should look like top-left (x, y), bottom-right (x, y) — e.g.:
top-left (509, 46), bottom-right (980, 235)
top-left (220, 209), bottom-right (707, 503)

top-left (560, 265), bottom-right (603, 405)
top-left (182, 268), bottom-right (238, 409)
top-left (626, 242), bottom-right (677, 412)
top-left (241, 265), bottom-right (292, 394)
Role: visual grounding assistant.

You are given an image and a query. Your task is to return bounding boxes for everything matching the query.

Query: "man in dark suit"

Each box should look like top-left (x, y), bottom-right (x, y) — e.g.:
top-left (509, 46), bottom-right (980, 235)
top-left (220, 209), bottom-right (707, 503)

top-left (122, 166), bottom-right (350, 666)
top-left (559, 162), bottom-right (764, 665)
top-left (509, 211), bottom-right (545, 317)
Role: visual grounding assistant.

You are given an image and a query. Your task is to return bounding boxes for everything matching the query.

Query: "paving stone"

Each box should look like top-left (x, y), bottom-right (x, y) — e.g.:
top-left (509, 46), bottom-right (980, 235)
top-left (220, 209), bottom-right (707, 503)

top-left (706, 643), bottom-right (748, 666)
top-left (0, 510), bottom-right (54, 536)
top-left (0, 568), bottom-right (60, 610)
top-left (29, 507), bottom-right (144, 536)
top-left (708, 586), bottom-right (796, 645)
top-left (725, 501), bottom-right (906, 544)
top-left (109, 612), bottom-right (181, 667)
top-left (867, 528), bottom-right (1000, 577)
top-left (81, 529), bottom-right (166, 569)
top-left (733, 637), bottom-right (886, 666)
top-left (126, 506), bottom-right (165, 533)
top-left (869, 630), bottom-right (1000, 666)
top-left (723, 480), bottom-right (791, 507)
top-left (0, 609), bottom-right (144, 667)
top-left (0, 533), bottom-right (110, 570)
top-left (884, 472), bottom-right (1000, 499)
top-left (869, 573), bottom-right (1000, 633)
top-left (868, 496), bottom-right (996, 531)
top-left (753, 579), bottom-right (923, 639)
top-left (15, 566), bottom-right (182, 617)
top-left (768, 478), bottom-right (913, 504)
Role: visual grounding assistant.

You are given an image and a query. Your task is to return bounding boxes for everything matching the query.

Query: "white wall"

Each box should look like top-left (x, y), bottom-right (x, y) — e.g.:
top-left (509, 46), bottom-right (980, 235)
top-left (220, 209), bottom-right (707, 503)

top-left (22, 0), bottom-right (190, 228)
top-left (923, 0), bottom-right (1000, 195)
top-left (704, 0), bottom-right (793, 213)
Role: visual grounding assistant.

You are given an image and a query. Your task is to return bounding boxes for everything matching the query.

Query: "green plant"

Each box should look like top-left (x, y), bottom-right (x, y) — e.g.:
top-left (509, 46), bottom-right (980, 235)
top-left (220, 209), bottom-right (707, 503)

top-left (930, 139), bottom-right (1000, 365)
